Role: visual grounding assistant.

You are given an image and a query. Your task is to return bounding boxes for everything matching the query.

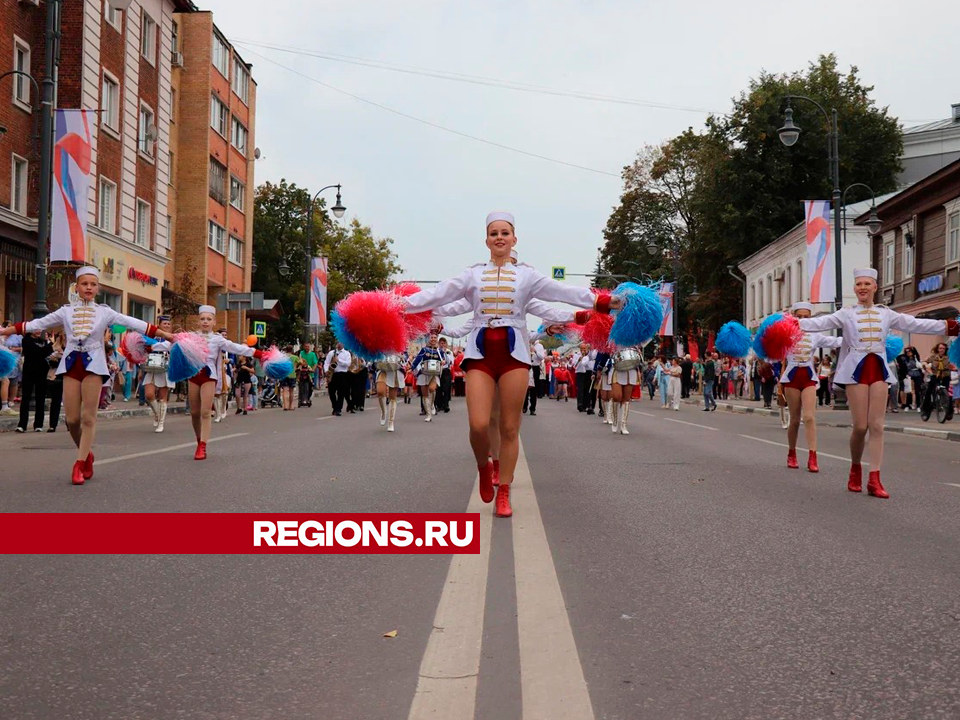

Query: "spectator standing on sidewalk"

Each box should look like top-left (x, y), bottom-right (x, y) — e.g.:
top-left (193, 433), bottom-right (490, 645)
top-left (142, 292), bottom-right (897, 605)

top-left (702, 351), bottom-right (717, 411)
top-left (45, 331), bottom-right (65, 432)
top-left (1, 326), bottom-right (23, 414)
top-left (667, 357), bottom-right (683, 410)
top-left (817, 355), bottom-right (833, 406)
top-left (680, 354), bottom-right (693, 398)
top-left (749, 357), bottom-right (762, 401)
top-left (16, 330), bottom-right (53, 432)
top-left (759, 360), bottom-right (777, 408)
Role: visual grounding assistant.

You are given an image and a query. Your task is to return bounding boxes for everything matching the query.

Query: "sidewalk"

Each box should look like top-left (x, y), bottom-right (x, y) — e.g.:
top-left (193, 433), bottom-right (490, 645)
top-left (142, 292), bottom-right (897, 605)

top-left (0, 400), bottom-right (189, 433)
top-left (679, 395), bottom-right (960, 443)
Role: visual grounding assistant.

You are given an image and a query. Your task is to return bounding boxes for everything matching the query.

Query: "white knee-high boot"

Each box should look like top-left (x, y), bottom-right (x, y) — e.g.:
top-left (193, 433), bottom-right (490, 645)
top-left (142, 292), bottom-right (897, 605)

top-left (379, 395), bottom-right (387, 425)
top-left (387, 399), bottom-right (397, 432)
top-left (605, 399), bottom-right (613, 425)
top-left (424, 393), bottom-right (434, 422)
top-left (148, 399), bottom-right (160, 426)
top-left (620, 402), bottom-right (631, 435)
top-left (610, 401), bottom-right (619, 432)
top-left (156, 401), bottom-right (167, 433)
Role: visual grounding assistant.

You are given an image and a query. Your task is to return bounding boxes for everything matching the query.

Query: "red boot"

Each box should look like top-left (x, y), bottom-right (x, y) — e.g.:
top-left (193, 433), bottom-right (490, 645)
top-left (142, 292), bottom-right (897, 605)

top-left (478, 461), bottom-right (495, 503)
top-left (848, 464), bottom-right (863, 493)
top-left (807, 451), bottom-right (819, 473)
top-left (71, 460), bottom-right (86, 486)
top-left (787, 450), bottom-right (799, 469)
top-left (867, 471), bottom-right (889, 499)
top-left (82, 452), bottom-right (95, 480)
top-left (194, 441), bottom-right (207, 461)
top-left (495, 484), bottom-right (512, 518)
top-left (492, 459), bottom-right (500, 487)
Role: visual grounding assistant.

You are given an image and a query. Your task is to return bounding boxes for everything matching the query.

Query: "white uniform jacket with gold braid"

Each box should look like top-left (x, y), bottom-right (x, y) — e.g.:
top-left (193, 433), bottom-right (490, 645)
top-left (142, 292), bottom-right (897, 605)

top-left (20, 301), bottom-right (155, 376)
top-left (779, 331), bottom-right (842, 385)
top-left (799, 305), bottom-right (951, 386)
top-left (403, 262), bottom-right (598, 365)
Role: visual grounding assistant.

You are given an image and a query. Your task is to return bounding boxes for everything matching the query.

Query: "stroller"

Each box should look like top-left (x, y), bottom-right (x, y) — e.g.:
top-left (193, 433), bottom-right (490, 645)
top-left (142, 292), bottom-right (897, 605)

top-left (259, 378), bottom-right (282, 408)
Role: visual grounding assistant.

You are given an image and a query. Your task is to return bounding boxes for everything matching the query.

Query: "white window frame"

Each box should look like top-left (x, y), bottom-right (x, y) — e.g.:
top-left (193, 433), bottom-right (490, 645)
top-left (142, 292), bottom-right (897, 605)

top-left (101, 70), bottom-right (121, 134)
top-left (139, 102), bottom-right (155, 159)
top-left (105, 1), bottom-right (122, 31)
top-left (795, 260), bottom-right (803, 300)
top-left (98, 176), bottom-right (117, 234)
top-left (171, 20), bottom-right (179, 54)
top-left (212, 33), bottom-right (230, 78)
top-left (228, 235), bottom-right (244, 266)
top-left (210, 96), bottom-right (228, 137)
top-left (945, 198), bottom-right (960, 266)
top-left (11, 154), bottom-right (28, 216)
top-left (758, 279), bottom-right (764, 317)
top-left (229, 176), bottom-right (245, 211)
top-left (883, 238), bottom-right (895, 286)
top-left (208, 220), bottom-right (225, 254)
top-left (232, 58), bottom-right (249, 105)
top-left (135, 198), bottom-right (151, 248)
top-left (141, 11), bottom-right (156, 65)
top-left (12, 36), bottom-right (32, 111)
top-left (231, 116), bottom-right (247, 154)
top-left (209, 158), bottom-right (226, 205)
top-left (901, 225), bottom-right (915, 280)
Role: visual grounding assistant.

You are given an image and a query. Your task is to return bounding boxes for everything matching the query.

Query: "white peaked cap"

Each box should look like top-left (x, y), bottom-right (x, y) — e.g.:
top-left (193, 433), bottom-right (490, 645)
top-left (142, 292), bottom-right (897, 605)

top-left (75, 266), bottom-right (100, 279)
top-left (853, 268), bottom-right (878, 280)
top-left (509, 249), bottom-right (518, 261)
top-left (486, 211), bottom-right (515, 227)
top-left (198, 305), bottom-right (216, 315)
top-left (791, 301), bottom-right (814, 312)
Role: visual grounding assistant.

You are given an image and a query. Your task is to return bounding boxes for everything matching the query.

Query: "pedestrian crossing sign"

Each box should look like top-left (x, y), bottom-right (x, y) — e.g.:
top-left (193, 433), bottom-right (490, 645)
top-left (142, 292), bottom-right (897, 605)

top-left (552, 267), bottom-right (565, 280)
top-left (253, 321), bottom-right (266, 338)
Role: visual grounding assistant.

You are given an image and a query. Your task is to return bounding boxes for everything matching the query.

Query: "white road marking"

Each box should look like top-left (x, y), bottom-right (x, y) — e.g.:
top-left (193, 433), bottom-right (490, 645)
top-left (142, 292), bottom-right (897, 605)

top-left (95, 433), bottom-right (249, 465)
top-left (407, 482), bottom-right (493, 720)
top-left (738, 435), bottom-right (867, 465)
top-left (662, 417), bottom-right (719, 431)
top-left (316, 416), bottom-right (336, 420)
top-left (941, 483), bottom-right (960, 490)
top-left (512, 441), bottom-right (596, 719)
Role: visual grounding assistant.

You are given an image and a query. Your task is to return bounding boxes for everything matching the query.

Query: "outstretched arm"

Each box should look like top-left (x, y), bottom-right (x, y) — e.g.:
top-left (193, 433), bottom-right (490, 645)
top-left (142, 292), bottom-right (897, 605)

top-left (403, 269), bottom-right (472, 314)
top-left (889, 311), bottom-right (958, 336)
top-left (798, 312), bottom-right (843, 333)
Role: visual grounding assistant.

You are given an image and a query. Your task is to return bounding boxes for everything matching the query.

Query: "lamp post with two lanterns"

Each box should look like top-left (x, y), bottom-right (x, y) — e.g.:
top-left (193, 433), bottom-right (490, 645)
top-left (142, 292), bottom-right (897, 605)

top-left (645, 239), bottom-right (698, 356)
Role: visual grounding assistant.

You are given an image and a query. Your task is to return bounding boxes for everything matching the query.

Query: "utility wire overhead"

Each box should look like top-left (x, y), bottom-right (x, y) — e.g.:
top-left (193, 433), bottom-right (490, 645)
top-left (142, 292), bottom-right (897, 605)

top-left (236, 45), bottom-right (622, 179)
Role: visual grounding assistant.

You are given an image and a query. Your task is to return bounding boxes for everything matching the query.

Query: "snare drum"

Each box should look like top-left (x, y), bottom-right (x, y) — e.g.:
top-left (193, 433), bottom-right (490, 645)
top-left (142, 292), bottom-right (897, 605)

top-left (614, 348), bottom-right (641, 371)
top-left (423, 358), bottom-right (443, 376)
top-left (145, 351), bottom-right (169, 373)
top-left (376, 354), bottom-right (401, 372)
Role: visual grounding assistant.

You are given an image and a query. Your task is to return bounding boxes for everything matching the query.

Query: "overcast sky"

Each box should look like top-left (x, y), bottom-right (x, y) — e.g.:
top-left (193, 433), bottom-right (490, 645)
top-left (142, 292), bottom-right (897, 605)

top-left (203, 0), bottom-right (958, 312)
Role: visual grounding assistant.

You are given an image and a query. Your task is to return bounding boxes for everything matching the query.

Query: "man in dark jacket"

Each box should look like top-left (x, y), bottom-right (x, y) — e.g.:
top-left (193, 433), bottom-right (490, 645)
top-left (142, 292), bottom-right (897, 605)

top-left (680, 354), bottom-right (693, 398)
top-left (17, 330), bottom-right (53, 433)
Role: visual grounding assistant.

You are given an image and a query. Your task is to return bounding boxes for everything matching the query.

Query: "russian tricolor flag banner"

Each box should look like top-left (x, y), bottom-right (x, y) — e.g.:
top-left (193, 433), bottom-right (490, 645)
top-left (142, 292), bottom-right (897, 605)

top-left (805, 200), bottom-right (835, 304)
top-left (51, 109), bottom-right (93, 263)
top-left (309, 256), bottom-right (329, 326)
top-left (658, 282), bottom-right (674, 337)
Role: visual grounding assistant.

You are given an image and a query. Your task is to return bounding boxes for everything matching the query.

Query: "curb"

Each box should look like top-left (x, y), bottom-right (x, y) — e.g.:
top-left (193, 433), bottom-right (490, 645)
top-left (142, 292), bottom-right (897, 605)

top-left (0, 404), bottom-right (188, 433)
top-left (680, 398), bottom-right (960, 443)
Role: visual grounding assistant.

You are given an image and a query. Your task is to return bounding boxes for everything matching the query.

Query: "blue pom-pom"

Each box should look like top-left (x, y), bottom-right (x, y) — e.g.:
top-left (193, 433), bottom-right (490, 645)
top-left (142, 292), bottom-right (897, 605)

top-left (949, 335), bottom-right (960, 369)
top-left (716, 321), bottom-right (752, 358)
top-left (331, 309), bottom-right (383, 361)
top-left (536, 323), bottom-right (572, 345)
top-left (609, 282), bottom-right (664, 347)
top-left (167, 343), bottom-right (205, 383)
top-left (752, 313), bottom-right (784, 360)
top-left (265, 358), bottom-right (293, 380)
top-left (885, 335), bottom-right (904, 362)
top-left (0, 347), bottom-right (16, 379)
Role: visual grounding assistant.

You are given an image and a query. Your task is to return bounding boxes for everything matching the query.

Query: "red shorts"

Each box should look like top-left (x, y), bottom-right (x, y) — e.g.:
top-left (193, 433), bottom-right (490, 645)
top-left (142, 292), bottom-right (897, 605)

top-left (853, 354), bottom-right (887, 385)
top-left (782, 366), bottom-right (817, 391)
top-left (62, 352), bottom-right (107, 382)
top-left (462, 327), bottom-right (529, 381)
top-left (189, 367), bottom-right (216, 387)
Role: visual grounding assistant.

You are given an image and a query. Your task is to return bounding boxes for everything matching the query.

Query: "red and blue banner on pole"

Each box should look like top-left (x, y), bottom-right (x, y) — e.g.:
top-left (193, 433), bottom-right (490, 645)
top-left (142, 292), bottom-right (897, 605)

top-left (658, 282), bottom-right (674, 336)
top-left (51, 109), bottom-right (93, 263)
top-left (805, 200), bottom-right (835, 304)
top-left (309, 257), bottom-right (329, 326)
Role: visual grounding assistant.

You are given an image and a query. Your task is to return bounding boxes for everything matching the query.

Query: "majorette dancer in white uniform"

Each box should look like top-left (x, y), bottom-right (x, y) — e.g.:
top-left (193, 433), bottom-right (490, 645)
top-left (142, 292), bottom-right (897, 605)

top-left (2, 267), bottom-right (172, 484)
top-left (186, 305), bottom-right (267, 460)
top-left (411, 335), bottom-right (445, 422)
top-left (604, 345), bottom-right (644, 435)
top-left (798, 269), bottom-right (959, 498)
top-left (375, 351), bottom-right (406, 432)
top-left (780, 301), bottom-right (842, 472)
top-left (400, 212), bottom-right (618, 518)
top-left (142, 315), bottom-right (174, 433)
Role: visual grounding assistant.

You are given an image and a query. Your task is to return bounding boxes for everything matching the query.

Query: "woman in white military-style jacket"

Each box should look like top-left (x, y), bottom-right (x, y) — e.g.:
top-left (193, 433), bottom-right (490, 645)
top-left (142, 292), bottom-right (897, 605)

top-left (1, 267), bottom-right (172, 485)
top-left (401, 212), bottom-right (617, 519)
top-left (779, 302), bottom-right (843, 474)
top-left (798, 269), bottom-right (959, 499)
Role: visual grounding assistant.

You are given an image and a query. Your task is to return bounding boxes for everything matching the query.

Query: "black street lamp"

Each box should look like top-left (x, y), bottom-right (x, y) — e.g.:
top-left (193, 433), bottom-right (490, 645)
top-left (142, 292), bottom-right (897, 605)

top-left (841, 182), bottom-right (883, 242)
top-left (302, 184), bottom-right (346, 341)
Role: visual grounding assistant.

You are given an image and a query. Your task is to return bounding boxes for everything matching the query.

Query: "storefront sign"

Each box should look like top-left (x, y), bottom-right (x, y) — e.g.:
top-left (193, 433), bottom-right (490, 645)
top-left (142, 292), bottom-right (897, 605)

top-left (128, 267), bottom-right (159, 287)
top-left (918, 274), bottom-right (943, 294)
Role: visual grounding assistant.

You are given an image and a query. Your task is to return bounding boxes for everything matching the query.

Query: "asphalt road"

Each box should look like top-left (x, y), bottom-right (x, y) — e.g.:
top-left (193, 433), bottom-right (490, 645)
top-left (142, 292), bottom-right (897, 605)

top-left (1, 393), bottom-right (959, 720)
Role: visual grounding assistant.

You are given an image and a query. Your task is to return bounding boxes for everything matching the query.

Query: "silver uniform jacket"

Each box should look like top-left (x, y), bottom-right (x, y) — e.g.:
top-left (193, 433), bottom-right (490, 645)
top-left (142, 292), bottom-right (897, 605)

top-left (779, 331), bottom-right (842, 385)
top-left (404, 262), bottom-right (596, 365)
top-left (799, 305), bottom-right (949, 386)
top-left (23, 301), bottom-right (152, 376)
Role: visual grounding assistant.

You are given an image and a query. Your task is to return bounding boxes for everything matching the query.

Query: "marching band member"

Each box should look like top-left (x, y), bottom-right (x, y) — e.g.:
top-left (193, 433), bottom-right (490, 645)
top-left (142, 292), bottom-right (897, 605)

top-left (411, 335), bottom-right (444, 422)
top-left (595, 351), bottom-right (615, 426)
top-left (1, 267), bottom-right (171, 484)
top-left (375, 351), bottom-right (405, 432)
top-left (212, 328), bottom-right (232, 423)
top-left (780, 302), bottom-right (842, 472)
top-left (142, 315), bottom-right (174, 433)
top-left (798, 269), bottom-right (959, 498)
top-left (400, 211), bottom-right (617, 518)
top-left (607, 345), bottom-right (644, 435)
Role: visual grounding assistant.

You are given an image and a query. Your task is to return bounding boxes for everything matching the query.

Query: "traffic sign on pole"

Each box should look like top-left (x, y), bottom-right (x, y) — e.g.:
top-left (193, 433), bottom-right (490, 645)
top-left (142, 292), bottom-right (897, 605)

top-left (253, 321), bottom-right (267, 338)
top-left (552, 267), bottom-right (566, 280)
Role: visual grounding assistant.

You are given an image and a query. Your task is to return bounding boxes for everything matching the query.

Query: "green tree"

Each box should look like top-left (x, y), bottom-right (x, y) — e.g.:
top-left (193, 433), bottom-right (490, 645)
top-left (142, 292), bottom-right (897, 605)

top-left (252, 180), bottom-right (401, 344)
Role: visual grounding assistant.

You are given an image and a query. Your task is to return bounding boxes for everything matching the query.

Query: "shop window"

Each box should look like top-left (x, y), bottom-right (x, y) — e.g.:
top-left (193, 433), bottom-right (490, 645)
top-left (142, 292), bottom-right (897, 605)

top-left (96, 289), bottom-right (122, 312)
top-left (128, 299), bottom-right (155, 323)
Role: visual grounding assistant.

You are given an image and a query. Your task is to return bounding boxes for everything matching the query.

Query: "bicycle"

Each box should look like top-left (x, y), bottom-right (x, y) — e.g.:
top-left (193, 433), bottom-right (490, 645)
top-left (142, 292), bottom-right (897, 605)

top-left (920, 381), bottom-right (953, 424)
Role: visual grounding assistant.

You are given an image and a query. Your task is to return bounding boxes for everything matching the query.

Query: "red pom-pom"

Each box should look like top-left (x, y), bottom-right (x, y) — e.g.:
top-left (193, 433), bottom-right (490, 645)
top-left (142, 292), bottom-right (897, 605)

top-left (761, 315), bottom-right (803, 361)
top-left (391, 283), bottom-right (434, 341)
top-left (579, 311), bottom-right (614, 351)
top-left (335, 290), bottom-right (407, 356)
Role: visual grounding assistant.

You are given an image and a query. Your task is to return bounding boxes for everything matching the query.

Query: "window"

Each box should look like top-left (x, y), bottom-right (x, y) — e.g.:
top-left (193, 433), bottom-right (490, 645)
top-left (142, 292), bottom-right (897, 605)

top-left (98, 177), bottom-right (116, 233)
top-left (228, 235), bottom-right (243, 265)
top-left (13, 37), bottom-right (31, 108)
top-left (210, 96), bottom-right (228, 136)
top-left (170, 87), bottom-right (176, 122)
top-left (232, 58), bottom-right (249, 104)
top-left (139, 104), bottom-right (155, 156)
top-left (208, 220), bottom-right (225, 253)
top-left (128, 299), bottom-right (155, 323)
top-left (102, 72), bottom-right (120, 131)
top-left (171, 21), bottom-right (179, 54)
top-left (11, 155), bottom-right (28, 215)
top-left (758, 280), bottom-right (764, 317)
top-left (883, 240), bottom-right (895, 284)
top-left (749, 284), bottom-right (756, 321)
top-left (231, 116), bottom-right (247, 153)
top-left (168, 151), bottom-right (174, 184)
top-left (903, 233), bottom-right (915, 280)
top-left (95, 289), bottom-right (122, 312)
top-left (949, 211), bottom-right (960, 265)
top-left (136, 199), bottom-right (151, 247)
top-left (230, 176), bottom-right (245, 210)
top-left (105, 1), bottom-right (122, 30)
top-left (209, 159), bottom-right (226, 205)
top-left (212, 33), bottom-right (230, 77)
top-left (796, 260), bottom-right (803, 299)
top-left (141, 12), bottom-right (156, 63)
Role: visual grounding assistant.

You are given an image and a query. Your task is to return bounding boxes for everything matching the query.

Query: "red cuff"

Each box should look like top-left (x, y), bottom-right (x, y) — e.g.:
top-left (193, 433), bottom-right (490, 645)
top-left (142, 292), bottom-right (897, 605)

top-left (594, 295), bottom-right (612, 314)
top-left (574, 310), bottom-right (591, 325)
top-left (145, 324), bottom-right (158, 338)
top-left (947, 319), bottom-right (959, 337)
top-left (14, 322), bottom-right (26, 334)
top-left (253, 349), bottom-right (266, 361)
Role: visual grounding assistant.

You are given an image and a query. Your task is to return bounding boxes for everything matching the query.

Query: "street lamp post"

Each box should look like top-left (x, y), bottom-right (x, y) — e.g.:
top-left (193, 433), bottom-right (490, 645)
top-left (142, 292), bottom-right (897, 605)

top-left (841, 183), bottom-right (883, 243)
top-left (727, 265), bottom-right (746, 324)
top-left (302, 185), bottom-right (345, 344)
